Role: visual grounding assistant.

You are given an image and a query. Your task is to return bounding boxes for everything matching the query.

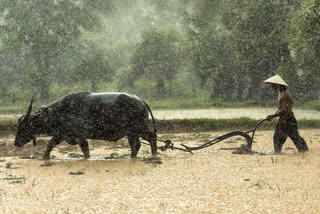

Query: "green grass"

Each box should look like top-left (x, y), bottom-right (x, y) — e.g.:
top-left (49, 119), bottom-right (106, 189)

top-left (0, 97), bottom-right (319, 113)
top-left (297, 119), bottom-right (320, 129)
top-left (156, 118), bottom-right (320, 133)
top-left (155, 118), bottom-right (275, 133)
top-left (0, 106), bottom-right (26, 114)
top-left (148, 99), bottom-right (318, 110)
top-left (0, 104), bottom-right (44, 114)
top-left (148, 99), bottom-right (273, 109)
top-left (0, 119), bottom-right (17, 132)
top-left (296, 100), bottom-right (320, 111)
top-left (1, 118), bottom-right (319, 133)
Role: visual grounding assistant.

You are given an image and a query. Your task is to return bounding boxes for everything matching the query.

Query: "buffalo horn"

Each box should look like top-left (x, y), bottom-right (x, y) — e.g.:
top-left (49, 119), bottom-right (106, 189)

top-left (25, 96), bottom-right (34, 120)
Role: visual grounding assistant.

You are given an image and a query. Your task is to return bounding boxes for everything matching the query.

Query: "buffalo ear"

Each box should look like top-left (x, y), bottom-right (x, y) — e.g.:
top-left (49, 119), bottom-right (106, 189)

top-left (39, 107), bottom-right (57, 123)
top-left (48, 108), bottom-right (57, 116)
top-left (25, 96), bottom-right (34, 120)
top-left (29, 113), bottom-right (40, 126)
top-left (39, 110), bottom-right (49, 122)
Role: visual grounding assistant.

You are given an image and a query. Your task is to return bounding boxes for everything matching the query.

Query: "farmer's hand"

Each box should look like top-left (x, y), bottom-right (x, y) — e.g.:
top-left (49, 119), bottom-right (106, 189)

top-left (266, 115), bottom-right (274, 121)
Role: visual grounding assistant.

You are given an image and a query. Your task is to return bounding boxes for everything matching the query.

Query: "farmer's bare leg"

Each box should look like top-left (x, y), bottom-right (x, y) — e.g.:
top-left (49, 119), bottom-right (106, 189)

top-left (43, 136), bottom-right (61, 159)
top-left (128, 134), bottom-right (141, 158)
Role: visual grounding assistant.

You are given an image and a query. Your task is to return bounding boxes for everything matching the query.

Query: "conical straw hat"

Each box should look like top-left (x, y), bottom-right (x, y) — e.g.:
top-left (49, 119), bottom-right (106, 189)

top-left (264, 75), bottom-right (288, 87)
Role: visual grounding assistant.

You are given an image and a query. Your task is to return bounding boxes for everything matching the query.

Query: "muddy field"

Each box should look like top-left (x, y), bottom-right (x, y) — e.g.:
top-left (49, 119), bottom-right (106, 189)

top-left (0, 128), bottom-right (319, 213)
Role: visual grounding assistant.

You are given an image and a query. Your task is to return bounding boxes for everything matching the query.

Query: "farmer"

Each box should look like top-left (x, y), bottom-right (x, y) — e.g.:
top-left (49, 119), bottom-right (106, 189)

top-left (264, 74), bottom-right (309, 153)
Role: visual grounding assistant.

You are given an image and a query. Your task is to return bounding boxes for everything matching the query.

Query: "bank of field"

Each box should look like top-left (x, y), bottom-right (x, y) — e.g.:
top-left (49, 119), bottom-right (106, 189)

top-left (1, 108), bottom-right (320, 133)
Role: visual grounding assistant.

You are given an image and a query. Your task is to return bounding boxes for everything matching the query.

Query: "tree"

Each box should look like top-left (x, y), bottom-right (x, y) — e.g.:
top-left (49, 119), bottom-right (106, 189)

top-left (191, 28), bottom-right (237, 100)
top-left (130, 28), bottom-right (181, 98)
top-left (74, 48), bottom-right (114, 92)
top-left (0, 0), bottom-right (113, 101)
top-left (182, 0), bottom-right (239, 100)
top-left (289, 0), bottom-right (320, 99)
top-left (231, 0), bottom-right (297, 99)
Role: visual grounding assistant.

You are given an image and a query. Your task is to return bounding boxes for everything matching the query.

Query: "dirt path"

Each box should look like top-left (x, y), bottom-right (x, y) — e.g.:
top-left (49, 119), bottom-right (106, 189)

top-left (0, 129), bottom-right (319, 213)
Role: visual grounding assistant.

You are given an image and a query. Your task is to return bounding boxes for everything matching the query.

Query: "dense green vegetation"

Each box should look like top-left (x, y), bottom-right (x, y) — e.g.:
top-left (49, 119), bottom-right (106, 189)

top-left (0, 0), bottom-right (319, 106)
top-left (1, 96), bottom-right (320, 114)
top-left (1, 98), bottom-right (320, 114)
top-left (2, 117), bottom-right (320, 133)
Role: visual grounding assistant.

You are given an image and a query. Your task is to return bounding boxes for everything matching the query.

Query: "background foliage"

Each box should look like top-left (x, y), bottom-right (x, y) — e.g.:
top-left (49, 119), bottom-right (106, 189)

top-left (0, 0), bottom-right (319, 107)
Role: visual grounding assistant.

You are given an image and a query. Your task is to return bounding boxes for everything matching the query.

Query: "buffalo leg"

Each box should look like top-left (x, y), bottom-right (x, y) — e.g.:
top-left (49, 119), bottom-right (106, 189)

top-left (141, 132), bottom-right (157, 156)
top-left (79, 139), bottom-right (90, 159)
top-left (127, 134), bottom-right (141, 158)
top-left (43, 136), bottom-right (61, 160)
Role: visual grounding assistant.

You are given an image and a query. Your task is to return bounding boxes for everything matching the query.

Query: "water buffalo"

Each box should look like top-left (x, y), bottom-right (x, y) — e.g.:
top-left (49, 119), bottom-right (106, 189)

top-left (14, 92), bottom-right (157, 159)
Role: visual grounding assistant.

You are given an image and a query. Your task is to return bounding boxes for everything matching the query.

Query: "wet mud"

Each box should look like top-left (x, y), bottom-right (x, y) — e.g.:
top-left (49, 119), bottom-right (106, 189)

top-left (0, 129), bottom-right (319, 213)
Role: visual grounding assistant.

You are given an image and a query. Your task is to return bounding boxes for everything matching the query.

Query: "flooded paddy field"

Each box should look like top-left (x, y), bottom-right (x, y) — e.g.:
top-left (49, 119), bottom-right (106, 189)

top-left (0, 129), bottom-right (319, 213)
top-left (153, 108), bottom-right (320, 120)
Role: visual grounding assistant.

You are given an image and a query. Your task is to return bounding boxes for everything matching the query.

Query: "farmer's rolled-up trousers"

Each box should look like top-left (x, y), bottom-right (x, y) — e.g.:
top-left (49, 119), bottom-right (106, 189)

top-left (273, 116), bottom-right (309, 153)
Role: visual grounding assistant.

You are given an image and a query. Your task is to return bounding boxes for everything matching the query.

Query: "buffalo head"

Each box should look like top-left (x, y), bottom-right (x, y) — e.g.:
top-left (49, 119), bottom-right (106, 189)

top-left (14, 97), bottom-right (37, 147)
top-left (14, 97), bottom-right (59, 147)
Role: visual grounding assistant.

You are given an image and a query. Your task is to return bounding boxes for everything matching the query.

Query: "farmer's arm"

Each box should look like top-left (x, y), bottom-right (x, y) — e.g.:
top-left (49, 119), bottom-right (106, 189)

top-left (266, 92), bottom-right (290, 121)
top-left (266, 110), bottom-right (284, 121)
